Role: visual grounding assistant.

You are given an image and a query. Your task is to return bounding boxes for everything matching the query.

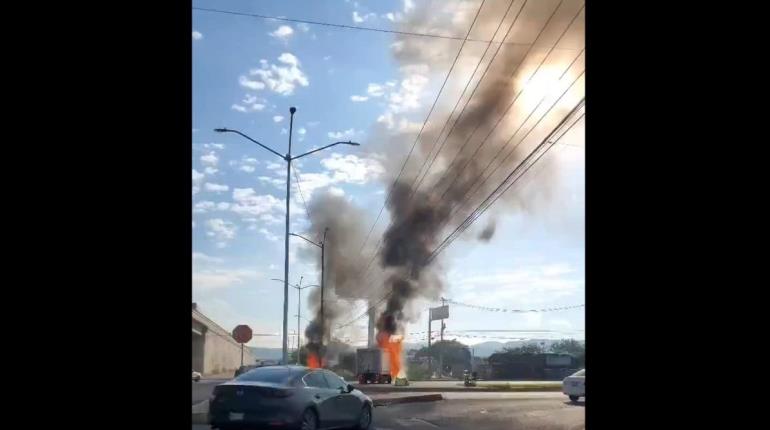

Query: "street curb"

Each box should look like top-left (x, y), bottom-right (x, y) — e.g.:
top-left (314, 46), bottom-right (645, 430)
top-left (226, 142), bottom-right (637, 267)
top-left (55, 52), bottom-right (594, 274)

top-left (356, 385), bottom-right (562, 393)
top-left (373, 394), bottom-right (443, 407)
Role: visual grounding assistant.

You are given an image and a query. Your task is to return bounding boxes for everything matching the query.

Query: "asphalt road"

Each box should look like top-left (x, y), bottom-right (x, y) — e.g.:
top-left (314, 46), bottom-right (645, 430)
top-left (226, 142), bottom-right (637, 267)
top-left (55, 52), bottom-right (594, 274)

top-left (192, 392), bottom-right (584, 429)
top-left (193, 379), bottom-right (229, 405)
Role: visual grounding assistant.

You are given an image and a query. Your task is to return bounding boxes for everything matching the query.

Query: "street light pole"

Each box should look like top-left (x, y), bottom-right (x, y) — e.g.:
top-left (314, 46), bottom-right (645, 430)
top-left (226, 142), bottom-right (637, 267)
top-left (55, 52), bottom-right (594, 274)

top-left (289, 230), bottom-right (328, 342)
top-left (215, 108), bottom-right (360, 366)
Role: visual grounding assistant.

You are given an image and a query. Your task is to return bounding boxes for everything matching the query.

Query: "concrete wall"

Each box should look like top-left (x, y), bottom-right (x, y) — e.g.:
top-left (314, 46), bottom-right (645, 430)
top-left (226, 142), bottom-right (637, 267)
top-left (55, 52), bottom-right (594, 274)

top-left (193, 309), bottom-right (257, 375)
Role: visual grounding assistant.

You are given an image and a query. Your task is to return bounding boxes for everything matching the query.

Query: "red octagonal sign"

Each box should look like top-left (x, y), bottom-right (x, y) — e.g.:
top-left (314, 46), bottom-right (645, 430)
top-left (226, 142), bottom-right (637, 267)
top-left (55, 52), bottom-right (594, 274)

top-left (232, 325), bottom-right (253, 344)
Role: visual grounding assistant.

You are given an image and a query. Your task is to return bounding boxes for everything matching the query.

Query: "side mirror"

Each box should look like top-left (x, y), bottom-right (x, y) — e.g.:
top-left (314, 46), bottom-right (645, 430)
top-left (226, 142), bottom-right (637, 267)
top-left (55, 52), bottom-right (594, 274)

top-left (346, 384), bottom-right (355, 393)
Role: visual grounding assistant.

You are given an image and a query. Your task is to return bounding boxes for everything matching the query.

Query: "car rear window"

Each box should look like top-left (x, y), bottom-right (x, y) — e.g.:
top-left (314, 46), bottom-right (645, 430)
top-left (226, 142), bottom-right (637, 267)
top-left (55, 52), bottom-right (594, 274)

top-left (236, 367), bottom-right (292, 383)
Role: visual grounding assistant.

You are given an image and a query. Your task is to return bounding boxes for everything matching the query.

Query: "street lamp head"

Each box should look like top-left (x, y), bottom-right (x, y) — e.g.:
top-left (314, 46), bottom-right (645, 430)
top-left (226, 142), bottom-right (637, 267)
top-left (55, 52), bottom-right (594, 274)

top-left (290, 107), bottom-right (297, 114)
top-left (345, 141), bottom-right (360, 146)
top-left (214, 128), bottom-right (229, 133)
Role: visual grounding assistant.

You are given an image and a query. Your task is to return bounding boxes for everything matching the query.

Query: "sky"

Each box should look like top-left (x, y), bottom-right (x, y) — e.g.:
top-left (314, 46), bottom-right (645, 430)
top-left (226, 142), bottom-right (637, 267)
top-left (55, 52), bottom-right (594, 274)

top-left (192, 0), bottom-right (585, 349)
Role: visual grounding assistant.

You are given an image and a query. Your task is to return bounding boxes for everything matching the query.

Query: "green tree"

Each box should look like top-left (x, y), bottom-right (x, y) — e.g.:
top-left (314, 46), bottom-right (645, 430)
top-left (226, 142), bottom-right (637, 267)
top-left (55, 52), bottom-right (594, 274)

top-left (549, 339), bottom-right (585, 367)
top-left (415, 340), bottom-right (471, 372)
top-left (503, 343), bottom-right (545, 354)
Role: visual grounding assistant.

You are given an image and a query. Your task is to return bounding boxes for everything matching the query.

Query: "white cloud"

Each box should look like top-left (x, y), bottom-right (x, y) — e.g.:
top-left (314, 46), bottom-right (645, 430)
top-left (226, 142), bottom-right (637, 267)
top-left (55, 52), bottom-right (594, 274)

top-left (384, 12), bottom-right (396, 21)
top-left (323, 56), bottom-right (331, 61)
top-left (250, 103), bottom-right (266, 111)
top-left (238, 76), bottom-right (266, 90)
top-left (193, 252), bottom-right (223, 264)
top-left (192, 30), bottom-right (203, 40)
top-left (239, 165), bottom-right (256, 173)
top-left (298, 127), bottom-right (307, 135)
top-left (258, 228), bottom-right (280, 242)
top-left (243, 158), bottom-right (258, 164)
top-left (260, 213), bottom-right (283, 225)
top-left (247, 53), bottom-right (309, 96)
top-left (231, 104), bottom-right (248, 112)
top-left (353, 11), bottom-right (376, 23)
top-left (243, 94), bottom-right (258, 104)
top-left (273, 115), bottom-right (284, 122)
top-left (230, 188), bottom-right (284, 217)
top-left (204, 182), bottom-right (229, 193)
top-left (327, 128), bottom-right (360, 140)
top-left (307, 121), bottom-right (321, 127)
top-left (367, 83), bottom-right (386, 97)
top-left (204, 167), bottom-right (218, 175)
top-left (320, 153), bottom-right (384, 184)
top-left (270, 25), bottom-right (294, 40)
top-left (192, 169), bottom-right (204, 183)
top-left (193, 267), bottom-right (260, 292)
top-left (403, 0), bottom-right (415, 13)
top-left (297, 23), bottom-right (310, 32)
top-left (281, 128), bottom-right (288, 135)
top-left (205, 218), bottom-right (237, 246)
top-left (388, 65), bottom-right (429, 113)
top-left (193, 185), bottom-right (200, 195)
top-left (194, 201), bottom-right (215, 213)
top-left (266, 161), bottom-right (283, 170)
top-left (328, 186), bottom-right (346, 197)
top-left (200, 152), bottom-right (219, 166)
top-left (350, 95), bottom-right (369, 102)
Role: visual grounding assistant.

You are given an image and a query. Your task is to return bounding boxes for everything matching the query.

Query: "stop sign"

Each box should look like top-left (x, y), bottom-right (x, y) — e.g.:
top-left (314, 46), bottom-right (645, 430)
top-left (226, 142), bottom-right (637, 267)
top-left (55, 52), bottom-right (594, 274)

top-left (232, 325), bottom-right (253, 344)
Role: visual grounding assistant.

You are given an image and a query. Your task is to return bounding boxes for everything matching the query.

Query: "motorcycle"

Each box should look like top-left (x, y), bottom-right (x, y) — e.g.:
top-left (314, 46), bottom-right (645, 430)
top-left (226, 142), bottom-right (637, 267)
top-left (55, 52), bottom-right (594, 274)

top-left (463, 370), bottom-right (477, 387)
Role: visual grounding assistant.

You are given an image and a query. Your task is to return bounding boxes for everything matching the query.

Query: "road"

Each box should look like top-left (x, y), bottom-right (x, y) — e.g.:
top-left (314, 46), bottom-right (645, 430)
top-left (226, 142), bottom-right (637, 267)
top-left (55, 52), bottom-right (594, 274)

top-left (192, 392), bottom-right (584, 429)
top-left (193, 379), bottom-right (228, 405)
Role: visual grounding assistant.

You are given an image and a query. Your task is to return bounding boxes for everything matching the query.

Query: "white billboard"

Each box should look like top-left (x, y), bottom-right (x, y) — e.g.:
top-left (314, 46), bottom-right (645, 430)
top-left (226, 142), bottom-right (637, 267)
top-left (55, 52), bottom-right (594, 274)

top-left (429, 305), bottom-right (449, 321)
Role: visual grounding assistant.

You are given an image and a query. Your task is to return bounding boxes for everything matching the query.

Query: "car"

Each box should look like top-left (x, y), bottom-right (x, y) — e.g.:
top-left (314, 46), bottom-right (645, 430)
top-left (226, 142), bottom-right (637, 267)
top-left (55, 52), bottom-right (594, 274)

top-left (209, 365), bottom-right (373, 430)
top-left (234, 365), bottom-right (257, 378)
top-left (193, 370), bottom-right (201, 382)
top-left (562, 369), bottom-right (585, 402)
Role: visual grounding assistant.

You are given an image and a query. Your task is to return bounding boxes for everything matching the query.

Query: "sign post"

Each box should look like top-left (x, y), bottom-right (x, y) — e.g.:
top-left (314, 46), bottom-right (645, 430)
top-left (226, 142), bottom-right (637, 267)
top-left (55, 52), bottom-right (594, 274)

top-left (428, 304), bottom-right (449, 378)
top-left (232, 325), bottom-right (253, 366)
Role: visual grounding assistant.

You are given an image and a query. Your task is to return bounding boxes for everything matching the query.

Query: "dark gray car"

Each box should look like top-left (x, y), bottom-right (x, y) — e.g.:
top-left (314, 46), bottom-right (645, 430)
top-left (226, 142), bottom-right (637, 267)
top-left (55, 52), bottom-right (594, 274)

top-left (209, 365), bottom-right (373, 430)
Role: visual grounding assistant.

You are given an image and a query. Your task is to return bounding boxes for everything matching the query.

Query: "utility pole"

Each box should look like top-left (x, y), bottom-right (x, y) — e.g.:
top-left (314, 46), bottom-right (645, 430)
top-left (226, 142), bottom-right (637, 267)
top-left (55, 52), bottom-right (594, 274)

top-left (216, 109), bottom-right (360, 366)
top-left (439, 298), bottom-right (446, 377)
top-left (427, 311), bottom-right (432, 378)
top-left (289, 230), bottom-right (327, 344)
top-left (296, 276), bottom-right (303, 364)
top-left (320, 227), bottom-right (328, 343)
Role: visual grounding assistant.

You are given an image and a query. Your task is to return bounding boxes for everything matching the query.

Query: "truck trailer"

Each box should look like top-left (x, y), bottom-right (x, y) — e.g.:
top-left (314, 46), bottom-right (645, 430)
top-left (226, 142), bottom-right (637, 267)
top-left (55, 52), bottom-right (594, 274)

top-left (356, 348), bottom-right (391, 384)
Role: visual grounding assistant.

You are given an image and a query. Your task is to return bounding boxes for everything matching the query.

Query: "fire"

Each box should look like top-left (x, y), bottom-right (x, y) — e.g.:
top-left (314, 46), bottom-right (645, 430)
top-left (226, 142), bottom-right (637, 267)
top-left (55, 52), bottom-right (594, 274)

top-left (307, 352), bottom-right (321, 369)
top-left (377, 331), bottom-right (404, 379)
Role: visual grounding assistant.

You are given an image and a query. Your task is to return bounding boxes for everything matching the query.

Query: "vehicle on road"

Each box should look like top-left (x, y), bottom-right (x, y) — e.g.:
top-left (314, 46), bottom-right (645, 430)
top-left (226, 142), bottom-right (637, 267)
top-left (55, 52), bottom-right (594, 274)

top-left (562, 369), bottom-right (585, 402)
top-left (193, 370), bottom-right (201, 382)
top-left (209, 365), bottom-right (374, 430)
top-left (234, 365), bottom-right (257, 378)
top-left (356, 348), bottom-right (391, 384)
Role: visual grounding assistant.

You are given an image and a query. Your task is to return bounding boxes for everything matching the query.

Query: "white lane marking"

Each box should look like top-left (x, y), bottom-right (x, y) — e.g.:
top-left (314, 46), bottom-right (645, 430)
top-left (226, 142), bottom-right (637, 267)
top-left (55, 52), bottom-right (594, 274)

top-left (394, 418), bottom-right (439, 428)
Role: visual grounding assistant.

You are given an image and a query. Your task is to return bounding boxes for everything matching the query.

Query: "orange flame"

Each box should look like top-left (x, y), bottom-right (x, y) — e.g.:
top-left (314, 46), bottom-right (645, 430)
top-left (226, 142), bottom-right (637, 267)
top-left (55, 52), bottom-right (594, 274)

top-left (307, 352), bottom-right (321, 369)
top-left (377, 331), bottom-right (403, 379)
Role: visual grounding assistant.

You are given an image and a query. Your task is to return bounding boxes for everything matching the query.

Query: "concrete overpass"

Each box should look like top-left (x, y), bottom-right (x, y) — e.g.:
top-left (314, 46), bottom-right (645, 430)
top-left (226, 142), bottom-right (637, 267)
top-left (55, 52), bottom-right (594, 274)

top-left (192, 303), bottom-right (256, 375)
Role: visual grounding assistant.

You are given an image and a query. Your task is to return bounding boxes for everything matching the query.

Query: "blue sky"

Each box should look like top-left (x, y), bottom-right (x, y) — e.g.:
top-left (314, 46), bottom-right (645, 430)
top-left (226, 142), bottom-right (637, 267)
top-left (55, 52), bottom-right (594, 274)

top-left (192, 0), bottom-right (585, 349)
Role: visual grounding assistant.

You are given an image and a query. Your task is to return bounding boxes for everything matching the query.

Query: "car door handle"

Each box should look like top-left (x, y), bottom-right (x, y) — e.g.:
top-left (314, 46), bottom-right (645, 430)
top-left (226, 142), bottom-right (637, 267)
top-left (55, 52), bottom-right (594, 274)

top-left (314, 394), bottom-right (321, 399)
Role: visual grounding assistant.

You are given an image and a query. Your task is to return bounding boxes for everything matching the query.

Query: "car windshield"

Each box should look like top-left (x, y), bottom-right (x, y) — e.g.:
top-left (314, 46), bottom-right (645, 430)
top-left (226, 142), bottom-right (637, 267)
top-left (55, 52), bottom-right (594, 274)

top-left (574, 369), bottom-right (585, 376)
top-left (236, 367), bottom-right (292, 384)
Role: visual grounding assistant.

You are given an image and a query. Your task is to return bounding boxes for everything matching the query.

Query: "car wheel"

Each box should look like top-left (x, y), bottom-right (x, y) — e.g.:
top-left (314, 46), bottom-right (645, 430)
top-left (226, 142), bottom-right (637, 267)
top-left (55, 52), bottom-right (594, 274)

top-left (569, 395), bottom-right (579, 402)
top-left (300, 408), bottom-right (318, 430)
top-left (355, 404), bottom-right (372, 430)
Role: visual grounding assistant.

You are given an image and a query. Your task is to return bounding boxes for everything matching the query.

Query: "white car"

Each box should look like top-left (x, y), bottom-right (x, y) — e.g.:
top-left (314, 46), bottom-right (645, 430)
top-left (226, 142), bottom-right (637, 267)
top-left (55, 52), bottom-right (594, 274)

top-left (192, 370), bottom-right (201, 382)
top-left (562, 369), bottom-right (584, 401)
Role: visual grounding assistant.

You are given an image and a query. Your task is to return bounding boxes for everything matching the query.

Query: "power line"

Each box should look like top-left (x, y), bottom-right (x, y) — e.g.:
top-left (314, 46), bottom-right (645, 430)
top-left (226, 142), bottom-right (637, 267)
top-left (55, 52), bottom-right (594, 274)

top-left (436, 2), bottom-right (583, 202)
top-left (427, 101), bottom-right (585, 263)
top-left (192, 5), bottom-right (582, 47)
top-left (356, 1), bottom-right (580, 285)
top-left (357, 0), bottom-right (489, 257)
top-left (444, 299), bottom-right (584, 313)
top-left (408, 0), bottom-right (529, 200)
top-left (448, 52), bottom-right (585, 218)
top-left (292, 168), bottom-right (311, 220)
